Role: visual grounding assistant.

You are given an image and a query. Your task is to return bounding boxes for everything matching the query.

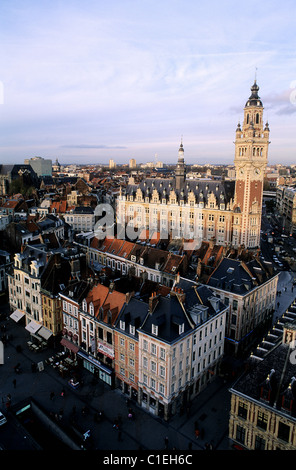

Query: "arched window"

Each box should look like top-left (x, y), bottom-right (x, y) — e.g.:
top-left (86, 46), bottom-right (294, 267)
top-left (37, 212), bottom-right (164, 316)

top-left (256, 113), bottom-right (259, 124)
top-left (246, 114), bottom-right (249, 124)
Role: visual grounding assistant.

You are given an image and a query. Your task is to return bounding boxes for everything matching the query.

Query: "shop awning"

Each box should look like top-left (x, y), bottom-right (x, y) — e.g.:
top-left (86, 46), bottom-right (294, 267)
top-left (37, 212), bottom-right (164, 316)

top-left (37, 326), bottom-right (53, 340)
top-left (60, 338), bottom-right (79, 353)
top-left (10, 310), bottom-right (25, 322)
top-left (25, 321), bottom-right (42, 334)
top-left (77, 351), bottom-right (112, 374)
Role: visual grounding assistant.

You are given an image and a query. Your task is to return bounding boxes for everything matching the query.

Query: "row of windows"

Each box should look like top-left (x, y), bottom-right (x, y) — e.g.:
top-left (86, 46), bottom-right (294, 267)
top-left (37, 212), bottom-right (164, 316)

top-left (143, 340), bottom-right (166, 358)
top-left (235, 419), bottom-right (292, 449)
top-left (63, 314), bottom-right (78, 330)
top-left (62, 301), bottom-right (78, 316)
top-left (11, 273), bottom-right (39, 289)
top-left (125, 196), bottom-right (227, 209)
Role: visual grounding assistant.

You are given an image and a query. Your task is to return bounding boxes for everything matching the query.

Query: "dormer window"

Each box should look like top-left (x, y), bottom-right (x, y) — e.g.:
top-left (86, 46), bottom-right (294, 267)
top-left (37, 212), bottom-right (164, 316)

top-left (179, 323), bottom-right (184, 335)
top-left (82, 299), bottom-right (87, 312)
top-left (89, 302), bottom-right (94, 316)
top-left (120, 320), bottom-right (125, 330)
top-left (129, 325), bottom-right (135, 335)
top-left (152, 324), bottom-right (158, 336)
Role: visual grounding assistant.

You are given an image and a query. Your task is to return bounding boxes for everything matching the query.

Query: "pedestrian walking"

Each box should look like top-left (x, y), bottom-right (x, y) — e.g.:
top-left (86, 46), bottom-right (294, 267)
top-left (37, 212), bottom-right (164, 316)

top-left (113, 418), bottom-right (119, 430)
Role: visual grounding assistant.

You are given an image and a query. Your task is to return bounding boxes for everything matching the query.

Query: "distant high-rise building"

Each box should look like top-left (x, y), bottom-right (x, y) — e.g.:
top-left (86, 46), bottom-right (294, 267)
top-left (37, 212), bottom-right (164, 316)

top-left (27, 156), bottom-right (52, 177)
top-left (109, 159), bottom-right (116, 169)
top-left (129, 158), bottom-right (136, 169)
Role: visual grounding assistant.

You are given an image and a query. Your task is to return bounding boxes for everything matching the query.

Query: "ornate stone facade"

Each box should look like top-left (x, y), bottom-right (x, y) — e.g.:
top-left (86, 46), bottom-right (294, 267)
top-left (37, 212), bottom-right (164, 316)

top-left (117, 81), bottom-right (269, 251)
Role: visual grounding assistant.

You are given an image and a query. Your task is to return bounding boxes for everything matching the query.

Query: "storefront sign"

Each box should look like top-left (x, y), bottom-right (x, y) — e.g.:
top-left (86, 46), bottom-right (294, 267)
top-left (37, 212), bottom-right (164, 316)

top-left (97, 341), bottom-right (114, 359)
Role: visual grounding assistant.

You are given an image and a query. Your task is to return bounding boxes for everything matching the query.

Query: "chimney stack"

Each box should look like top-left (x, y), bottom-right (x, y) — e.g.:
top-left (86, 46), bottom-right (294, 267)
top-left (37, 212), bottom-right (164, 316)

top-left (149, 292), bottom-right (159, 314)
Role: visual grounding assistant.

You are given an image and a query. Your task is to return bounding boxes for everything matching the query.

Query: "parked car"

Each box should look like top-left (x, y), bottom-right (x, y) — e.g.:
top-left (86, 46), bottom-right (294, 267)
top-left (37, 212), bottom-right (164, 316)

top-left (0, 412), bottom-right (7, 426)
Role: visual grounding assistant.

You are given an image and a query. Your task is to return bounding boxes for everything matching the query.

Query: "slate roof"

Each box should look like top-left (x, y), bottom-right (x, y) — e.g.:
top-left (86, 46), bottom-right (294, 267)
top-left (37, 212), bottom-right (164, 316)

top-left (115, 297), bottom-right (148, 339)
top-left (17, 245), bottom-right (48, 276)
top-left (207, 257), bottom-right (275, 295)
top-left (126, 177), bottom-right (235, 205)
top-left (41, 253), bottom-right (72, 295)
top-left (61, 280), bottom-right (91, 303)
top-left (0, 164), bottom-right (38, 179)
top-left (139, 295), bottom-right (193, 343)
top-left (72, 206), bottom-right (94, 214)
top-left (231, 339), bottom-right (296, 418)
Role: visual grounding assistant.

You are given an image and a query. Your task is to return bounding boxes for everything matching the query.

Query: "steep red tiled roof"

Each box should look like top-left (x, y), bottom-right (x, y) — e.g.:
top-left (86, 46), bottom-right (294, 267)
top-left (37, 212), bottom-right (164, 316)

top-left (105, 238), bottom-right (125, 255)
top-left (162, 253), bottom-right (184, 274)
top-left (84, 283), bottom-right (126, 325)
top-left (2, 199), bottom-right (19, 208)
top-left (99, 238), bottom-right (116, 253)
top-left (50, 200), bottom-right (67, 214)
top-left (116, 240), bottom-right (135, 259)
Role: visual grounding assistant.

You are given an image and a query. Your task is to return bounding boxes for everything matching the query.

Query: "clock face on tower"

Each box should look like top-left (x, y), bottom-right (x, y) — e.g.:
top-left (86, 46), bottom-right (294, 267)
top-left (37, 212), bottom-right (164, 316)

top-left (254, 168), bottom-right (261, 175)
top-left (239, 168), bottom-right (244, 175)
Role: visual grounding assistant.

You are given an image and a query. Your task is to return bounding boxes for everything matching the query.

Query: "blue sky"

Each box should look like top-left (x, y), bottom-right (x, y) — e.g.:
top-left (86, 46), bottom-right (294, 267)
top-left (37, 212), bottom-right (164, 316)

top-left (0, 0), bottom-right (295, 166)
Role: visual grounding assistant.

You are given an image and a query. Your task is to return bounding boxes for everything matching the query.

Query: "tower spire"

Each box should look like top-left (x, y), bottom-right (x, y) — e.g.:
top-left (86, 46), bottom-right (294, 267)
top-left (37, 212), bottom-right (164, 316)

top-left (233, 79), bottom-right (269, 250)
top-left (175, 138), bottom-right (185, 190)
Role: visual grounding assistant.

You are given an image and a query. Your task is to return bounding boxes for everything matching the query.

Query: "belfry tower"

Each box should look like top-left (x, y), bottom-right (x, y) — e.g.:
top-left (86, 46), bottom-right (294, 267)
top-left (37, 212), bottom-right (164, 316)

top-left (233, 80), bottom-right (270, 249)
top-left (175, 139), bottom-right (186, 191)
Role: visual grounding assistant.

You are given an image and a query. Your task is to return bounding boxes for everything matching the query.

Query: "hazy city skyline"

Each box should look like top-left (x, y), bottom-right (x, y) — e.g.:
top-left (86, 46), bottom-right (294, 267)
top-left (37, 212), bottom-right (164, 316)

top-left (0, 0), bottom-right (295, 166)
